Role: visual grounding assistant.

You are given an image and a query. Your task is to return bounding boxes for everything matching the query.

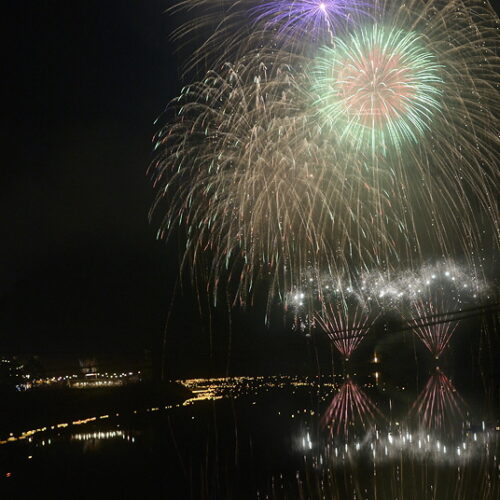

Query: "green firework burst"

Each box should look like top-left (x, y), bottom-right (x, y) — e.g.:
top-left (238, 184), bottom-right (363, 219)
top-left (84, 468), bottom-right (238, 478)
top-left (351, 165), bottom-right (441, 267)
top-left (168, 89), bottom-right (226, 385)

top-left (312, 25), bottom-right (444, 153)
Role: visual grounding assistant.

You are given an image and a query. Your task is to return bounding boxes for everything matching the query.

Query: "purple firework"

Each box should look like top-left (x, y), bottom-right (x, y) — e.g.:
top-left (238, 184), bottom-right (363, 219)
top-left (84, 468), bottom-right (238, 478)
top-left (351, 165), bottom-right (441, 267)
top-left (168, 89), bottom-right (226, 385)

top-left (252, 0), bottom-right (372, 42)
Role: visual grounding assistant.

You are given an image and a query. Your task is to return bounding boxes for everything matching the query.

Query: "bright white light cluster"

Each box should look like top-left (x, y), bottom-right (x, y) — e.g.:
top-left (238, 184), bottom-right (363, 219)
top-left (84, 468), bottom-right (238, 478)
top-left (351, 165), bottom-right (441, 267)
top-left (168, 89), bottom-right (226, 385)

top-left (320, 428), bottom-right (495, 466)
top-left (287, 261), bottom-right (487, 312)
top-left (72, 430), bottom-right (129, 441)
top-left (359, 262), bottom-right (486, 306)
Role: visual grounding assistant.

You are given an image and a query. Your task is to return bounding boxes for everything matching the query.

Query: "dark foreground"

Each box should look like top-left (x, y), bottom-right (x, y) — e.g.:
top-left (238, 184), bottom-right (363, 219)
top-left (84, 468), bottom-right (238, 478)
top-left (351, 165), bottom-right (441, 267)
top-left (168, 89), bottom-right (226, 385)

top-left (0, 367), bottom-right (498, 499)
top-left (0, 381), bottom-right (191, 438)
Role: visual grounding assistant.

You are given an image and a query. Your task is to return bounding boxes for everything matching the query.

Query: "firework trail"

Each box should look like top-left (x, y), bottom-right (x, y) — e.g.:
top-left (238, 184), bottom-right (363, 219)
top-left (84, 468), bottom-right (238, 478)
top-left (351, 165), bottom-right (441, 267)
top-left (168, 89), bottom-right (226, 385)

top-left (286, 269), bottom-right (379, 355)
top-left (152, 55), bottom-right (405, 307)
top-left (306, 0), bottom-right (499, 264)
top-left (152, 1), bottom-right (499, 314)
top-left (391, 262), bottom-right (486, 356)
top-left (409, 368), bottom-right (466, 434)
top-left (287, 262), bottom-right (484, 358)
top-left (314, 295), bottom-right (376, 359)
top-left (252, 0), bottom-right (372, 45)
top-left (358, 261), bottom-right (486, 307)
top-left (408, 296), bottom-right (460, 357)
top-left (321, 377), bottom-right (382, 437)
top-left (168, 0), bottom-right (372, 72)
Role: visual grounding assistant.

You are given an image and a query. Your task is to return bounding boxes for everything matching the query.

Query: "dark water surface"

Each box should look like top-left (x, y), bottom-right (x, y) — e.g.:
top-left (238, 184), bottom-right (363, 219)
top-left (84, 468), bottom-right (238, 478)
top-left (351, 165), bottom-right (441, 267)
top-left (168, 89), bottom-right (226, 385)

top-left (1, 368), bottom-right (498, 499)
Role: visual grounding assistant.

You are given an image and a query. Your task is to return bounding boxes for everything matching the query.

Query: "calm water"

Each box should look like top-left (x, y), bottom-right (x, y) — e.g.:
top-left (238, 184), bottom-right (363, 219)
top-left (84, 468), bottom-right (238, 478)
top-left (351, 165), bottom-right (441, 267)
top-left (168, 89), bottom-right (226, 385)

top-left (1, 369), bottom-right (498, 499)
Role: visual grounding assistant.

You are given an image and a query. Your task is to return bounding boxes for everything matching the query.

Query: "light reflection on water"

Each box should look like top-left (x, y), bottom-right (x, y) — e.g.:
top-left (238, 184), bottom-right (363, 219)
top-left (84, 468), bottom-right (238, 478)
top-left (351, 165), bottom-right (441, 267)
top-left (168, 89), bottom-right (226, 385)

top-left (269, 369), bottom-right (499, 500)
top-left (1, 372), bottom-right (498, 499)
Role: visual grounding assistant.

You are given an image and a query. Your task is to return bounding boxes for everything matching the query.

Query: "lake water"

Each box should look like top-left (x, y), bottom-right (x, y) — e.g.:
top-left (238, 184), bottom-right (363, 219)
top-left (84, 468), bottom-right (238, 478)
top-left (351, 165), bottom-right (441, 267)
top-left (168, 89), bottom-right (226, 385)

top-left (1, 370), bottom-right (498, 499)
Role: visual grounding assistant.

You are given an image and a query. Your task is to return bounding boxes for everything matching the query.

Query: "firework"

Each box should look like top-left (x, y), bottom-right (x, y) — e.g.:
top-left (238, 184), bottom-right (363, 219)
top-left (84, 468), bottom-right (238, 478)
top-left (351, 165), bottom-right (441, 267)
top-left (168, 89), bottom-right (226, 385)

top-left (289, 261), bottom-right (486, 308)
top-left (393, 262), bottom-right (485, 356)
top-left (321, 378), bottom-right (381, 437)
top-left (306, 0), bottom-right (499, 266)
top-left (169, 0), bottom-right (372, 73)
top-left (312, 25), bottom-right (443, 153)
top-left (153, 1), bottom-right (499, 312)
top-left (408, 296), bottom-right (460, 357)
top-left (151, 55), bottom-right (410, 307)
top-left (152, 57), bottom-right (324, 304)
top-left (251, 0), bottom-right (372, 45)
top-left (307, 0), bottom-right (499, 261)
top-left (314, 296), bottom-right (376, 359)
top-left (358, 261), bottom-right (487, 308)
top-left (285, 269), bottom-right (379, 356)
top-left (409, 368), bottom-right (466, 434)
top-left (287, 261), bottom-right (484, 351)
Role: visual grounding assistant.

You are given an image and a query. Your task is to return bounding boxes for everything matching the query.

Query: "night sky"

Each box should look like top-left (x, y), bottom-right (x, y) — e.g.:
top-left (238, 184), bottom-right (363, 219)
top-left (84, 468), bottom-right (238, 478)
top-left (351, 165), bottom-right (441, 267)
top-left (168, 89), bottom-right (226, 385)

top-left (1, 1), bottom-right (313, 376)
top-left (2, 2), bottom-right (178, 356)
top-left (2, 2), bottom-right (498, 378)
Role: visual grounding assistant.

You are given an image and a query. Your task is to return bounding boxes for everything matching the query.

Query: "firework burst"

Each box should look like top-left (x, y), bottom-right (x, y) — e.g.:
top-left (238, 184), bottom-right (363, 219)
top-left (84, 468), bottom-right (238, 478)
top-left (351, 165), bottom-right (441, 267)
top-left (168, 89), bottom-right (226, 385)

top-left (252, 0), bottom-right (372, 45)
top-left (169, 0), bottom-right (372, 73)
top-left (314, 294), bottom-right (377, 359)
top-left (151, 55), bottom-right (414, 306)
top-left (312, 25), bottom-right (443, 152)
top-left (407, 295), bottom-right (461, 358)
top-left (153, 1), bottom-right (499, 313)
top-left (152, 58), bottom-right (326, 304)
top-left (409, 368), bottom-right (466, 434)
top-left (393, 261), bottom-right (486, 357)
top-left (322, 378), bottom-right (382, 438)
top-left (305, 0), bottom-right (499, 263)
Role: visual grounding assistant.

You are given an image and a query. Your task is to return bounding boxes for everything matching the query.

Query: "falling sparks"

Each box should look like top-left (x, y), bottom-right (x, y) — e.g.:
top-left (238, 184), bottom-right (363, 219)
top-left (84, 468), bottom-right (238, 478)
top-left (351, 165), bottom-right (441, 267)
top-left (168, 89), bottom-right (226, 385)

top-left (286, 261), bottom-right (488, 357)
top-left (321, 378), bottom-right (382, 438)
top-left (152, 0), bottom-right (499, 321)
top-left (409, 369), bottom-right (466, 436)
top-left (312, 25), bottom-right (443, 151)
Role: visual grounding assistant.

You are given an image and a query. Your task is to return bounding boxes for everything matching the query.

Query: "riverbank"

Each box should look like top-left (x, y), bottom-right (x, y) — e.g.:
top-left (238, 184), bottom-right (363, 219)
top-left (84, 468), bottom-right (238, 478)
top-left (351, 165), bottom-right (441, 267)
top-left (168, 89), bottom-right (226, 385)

top-left (0, 381), bottom-right (191, 439)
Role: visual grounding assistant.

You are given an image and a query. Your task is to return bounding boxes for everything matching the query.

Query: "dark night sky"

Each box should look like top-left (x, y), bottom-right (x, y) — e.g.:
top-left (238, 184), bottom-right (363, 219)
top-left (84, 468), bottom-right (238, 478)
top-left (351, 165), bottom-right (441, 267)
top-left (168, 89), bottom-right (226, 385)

top-left (1, 2), bottom-right (498, 378)
top-left (1, 1), bottom-right (318, 376)
top-left (1, 1), bottom-right (180, 357)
